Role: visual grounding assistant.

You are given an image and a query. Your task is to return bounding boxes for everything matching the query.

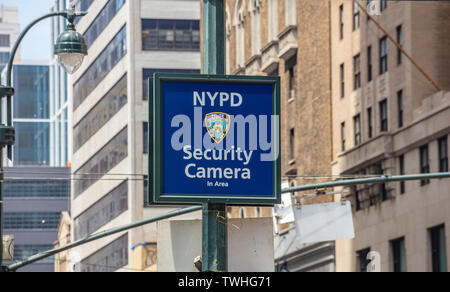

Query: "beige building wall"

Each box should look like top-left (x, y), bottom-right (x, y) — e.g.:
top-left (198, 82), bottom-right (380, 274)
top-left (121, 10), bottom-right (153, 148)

top-left (69, 0), bottom-right (202, 272)
top-left (54, 212), bottom-right (71, 272)
top-left (130, 243), bottom-right (157, 272)
top-left (331, 0), bottom-right (450, 272)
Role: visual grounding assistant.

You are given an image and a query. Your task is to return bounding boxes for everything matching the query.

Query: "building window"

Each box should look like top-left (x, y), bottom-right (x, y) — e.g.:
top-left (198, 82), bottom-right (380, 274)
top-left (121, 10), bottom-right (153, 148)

top-left (397, 25), bottom-right (403, 65)
top-left (73, 74), bottom-right (127, 152)
top-left (141, 19), bottom-right (200, 51)
top-left (357, 248), bottom-right (371, 272)
top-left (430, 225), bottom-right (447, 272)
top-left (13, 245), bottom-right (55, 264)
top-left (4, 179), bottom-right (69, 198)
top-left (341, 122), bottom-right (346, 152)
top-left (14, 122), bottom-right (50, 166)
top-left (339, 4), bottom-right (344, 40)
top-left (397, 90), bottom-right (403, 128)
top-left (354, 114), bottom-right (361, 146)
top-left (367, 45), bottom-right (372, 82)
top-left (380, 36), bottom-right (388, 75)
top-left (235, 0), bottom-right (246, 67)
top-left (355, 189), bottom-right (361, 211)
top-left (268, 0), bottom-right (278, 41)
top-left (439, 136), bottom-right (448, 172)
top-left (255, 207), bottom-right (262, 218)
top-left (13, 65), bottom-right (50, 119)
top-left (381, 182), bottom-right (388, 201)
top-left (75, 0), bottom-right (94, 23)
top-left (143, 122), bottom-right (149, 154)
top-left (367, 107), bottom-right (373, 139)
top-left (240, 208), bottom-right (246, 219)
top-left (289, 128), bottom-right (295, 161)
top-left (287, 57), bottom-right (297, 101)
top-left (399, 155), bottom-right (405, 194)
top-left (353, 54), bottom-right (361, 90)
top-left (4, 213), bottom-right (61, 230)
top-left (380, 0), bottom-right (387, 12)
top-left (420, 145), bottom-right (430, 186)
top-left (0, 52), bottom-right (10, 71)
top-left (379, 99), bottom-right (388, 132)
top-left (84, 0), bottom-right (126, 48)
top-left (249, 0), bottom-right (262, 55)
top-left (353, 1), bottom-right (360, 31)
top-left (74, 181), bottom-right (128, 240)
top-left (391, 237), bottom-right (407, 272)
top-left (144, 175), bottom-right (149, 206)
top-left (143, 69), bottom-right (200, 100)
top-left (73, 25), bottom-right (127, 110)
top-left (74, 127), bottom-right (128, 197)
top-left (0, 34), bottom-right (10, 47)
top-left (340, 63), bottom-right (345, 98)
top-left (76, 234), bottom-right (128, 272)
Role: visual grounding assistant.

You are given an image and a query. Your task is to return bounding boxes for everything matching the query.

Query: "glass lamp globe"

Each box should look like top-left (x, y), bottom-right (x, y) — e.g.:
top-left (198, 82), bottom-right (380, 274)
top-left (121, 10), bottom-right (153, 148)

top-left (56, 52), bottom-right (85, 74)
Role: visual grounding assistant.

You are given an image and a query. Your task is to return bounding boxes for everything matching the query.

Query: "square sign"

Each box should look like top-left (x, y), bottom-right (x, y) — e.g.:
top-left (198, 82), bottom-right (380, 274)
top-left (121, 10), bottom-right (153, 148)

top-left (150, 74), bottom-right (281, 205)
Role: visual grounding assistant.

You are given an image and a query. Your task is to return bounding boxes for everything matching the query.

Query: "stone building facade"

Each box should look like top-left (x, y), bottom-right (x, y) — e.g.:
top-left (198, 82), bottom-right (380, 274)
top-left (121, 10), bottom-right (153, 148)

top-left (331, 0), bottom-right (450, 272)
top-left (225, 0), bottom-right (335, 272)
top-left (227, 0), bottom-right (450, 272)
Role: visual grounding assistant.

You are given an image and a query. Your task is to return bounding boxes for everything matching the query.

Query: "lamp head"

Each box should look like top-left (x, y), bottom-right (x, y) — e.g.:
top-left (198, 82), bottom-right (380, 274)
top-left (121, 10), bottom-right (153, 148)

top-left (54, 11), bottom-right (88, 74)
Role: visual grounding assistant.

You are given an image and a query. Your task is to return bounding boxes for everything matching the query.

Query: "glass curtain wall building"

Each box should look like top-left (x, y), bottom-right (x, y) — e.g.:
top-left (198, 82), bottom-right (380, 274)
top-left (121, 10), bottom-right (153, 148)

top-left (11, 64), bottom-right (51, 166)
top-left (50, 0), bottom-right (71, 167)
top-left (2, 167), bottom-right (70, 272)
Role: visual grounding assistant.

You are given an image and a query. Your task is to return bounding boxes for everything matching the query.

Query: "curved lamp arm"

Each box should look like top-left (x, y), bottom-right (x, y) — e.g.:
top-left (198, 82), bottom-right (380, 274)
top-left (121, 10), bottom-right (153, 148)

top-left (6, 12), bottom-right (63, 87)
top-left (2, 9), bottom-right (86, 128)
top-left (5, 9), bottom-right (87, 87)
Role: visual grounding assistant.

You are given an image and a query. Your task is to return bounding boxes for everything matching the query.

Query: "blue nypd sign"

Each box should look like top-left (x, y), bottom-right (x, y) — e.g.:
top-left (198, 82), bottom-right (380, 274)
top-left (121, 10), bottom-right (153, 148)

top-left (151, 74), bottom-right (281, 205)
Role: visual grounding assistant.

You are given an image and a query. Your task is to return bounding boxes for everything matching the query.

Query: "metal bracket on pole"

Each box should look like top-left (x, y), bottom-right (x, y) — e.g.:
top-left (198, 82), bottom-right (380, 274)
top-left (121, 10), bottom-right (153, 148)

top-left (0, 125), bottom-right (15, 147)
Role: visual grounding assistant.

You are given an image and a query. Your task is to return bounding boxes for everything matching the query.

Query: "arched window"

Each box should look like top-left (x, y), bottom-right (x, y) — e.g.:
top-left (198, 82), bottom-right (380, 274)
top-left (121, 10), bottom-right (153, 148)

top-left (285, 0), bottom-right (296, 26)
top-left (249, 0), bottom-right (262, 56)
top-left (234, 0), bottom-right (246, 67)
top-left (268, 0), bottom-right (278, 41)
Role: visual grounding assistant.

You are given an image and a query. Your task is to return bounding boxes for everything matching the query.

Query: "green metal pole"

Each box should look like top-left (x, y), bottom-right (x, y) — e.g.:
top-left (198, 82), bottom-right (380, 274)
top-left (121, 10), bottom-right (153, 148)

top-left (7, 206), bottom-right (202, 272)
top-left (202, 0), bottom-right (227, 272)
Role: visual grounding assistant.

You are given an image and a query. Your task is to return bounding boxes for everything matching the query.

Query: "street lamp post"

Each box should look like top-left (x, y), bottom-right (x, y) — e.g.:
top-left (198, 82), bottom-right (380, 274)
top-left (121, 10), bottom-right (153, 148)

top-left (0, 7), bottom-right (88, 272)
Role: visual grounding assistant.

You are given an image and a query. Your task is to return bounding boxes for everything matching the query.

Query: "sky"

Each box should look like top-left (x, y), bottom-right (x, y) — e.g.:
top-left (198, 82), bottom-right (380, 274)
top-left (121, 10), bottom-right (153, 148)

top-left (0, 0), bottom-right (54, 62)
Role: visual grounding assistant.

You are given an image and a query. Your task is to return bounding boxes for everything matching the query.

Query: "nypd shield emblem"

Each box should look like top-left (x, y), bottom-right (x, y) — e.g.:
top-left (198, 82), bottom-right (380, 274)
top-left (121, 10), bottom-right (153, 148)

top-left (205, 112), bottom-right (231, 144)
